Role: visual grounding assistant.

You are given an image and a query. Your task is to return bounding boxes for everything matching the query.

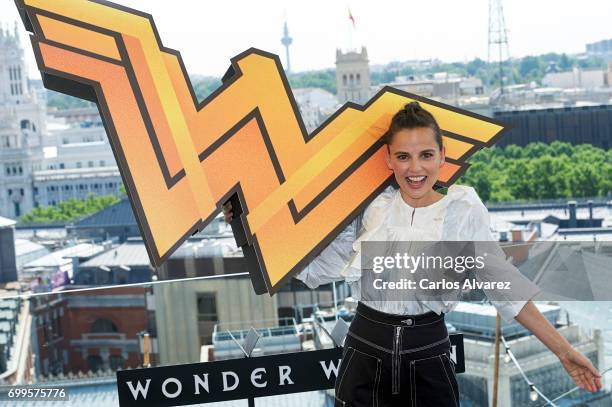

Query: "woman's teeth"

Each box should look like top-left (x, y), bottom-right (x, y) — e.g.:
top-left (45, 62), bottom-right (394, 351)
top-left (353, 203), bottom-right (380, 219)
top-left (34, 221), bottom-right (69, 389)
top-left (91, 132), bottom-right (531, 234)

top-left (407, 176), bottom-right (427, 184)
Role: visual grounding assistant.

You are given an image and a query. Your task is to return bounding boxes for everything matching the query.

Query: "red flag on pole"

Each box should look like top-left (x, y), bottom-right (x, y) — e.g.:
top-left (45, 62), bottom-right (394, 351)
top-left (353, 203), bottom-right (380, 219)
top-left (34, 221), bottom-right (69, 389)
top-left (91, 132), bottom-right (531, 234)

top-left (348, 8), bottom-right (355, 28)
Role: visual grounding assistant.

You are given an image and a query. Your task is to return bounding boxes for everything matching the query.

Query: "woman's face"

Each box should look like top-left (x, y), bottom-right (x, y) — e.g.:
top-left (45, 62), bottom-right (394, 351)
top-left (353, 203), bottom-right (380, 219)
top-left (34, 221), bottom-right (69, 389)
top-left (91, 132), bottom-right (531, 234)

top-left (384, 127), bottom-right (445, 202)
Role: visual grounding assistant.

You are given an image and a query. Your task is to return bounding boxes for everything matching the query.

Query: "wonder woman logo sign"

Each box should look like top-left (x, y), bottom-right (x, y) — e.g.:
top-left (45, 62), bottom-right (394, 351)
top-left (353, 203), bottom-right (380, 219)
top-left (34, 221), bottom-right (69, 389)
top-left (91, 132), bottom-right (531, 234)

top-left (16, 0), bottom-right (507, 294)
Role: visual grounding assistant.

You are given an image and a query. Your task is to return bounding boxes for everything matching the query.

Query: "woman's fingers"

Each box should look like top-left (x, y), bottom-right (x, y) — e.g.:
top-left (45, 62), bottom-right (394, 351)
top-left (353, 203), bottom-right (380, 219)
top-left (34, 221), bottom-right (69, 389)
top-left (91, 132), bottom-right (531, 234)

top-left (577, 369), bottom-right (600, 392)
top-left (221, 202), bottom-right (233, 223)
top-left (595, 375), bottom-right (603, 391)
top-left (576, 355), bottom-right (601, 392)
top-left (566, 349), bottom-right (603, 392)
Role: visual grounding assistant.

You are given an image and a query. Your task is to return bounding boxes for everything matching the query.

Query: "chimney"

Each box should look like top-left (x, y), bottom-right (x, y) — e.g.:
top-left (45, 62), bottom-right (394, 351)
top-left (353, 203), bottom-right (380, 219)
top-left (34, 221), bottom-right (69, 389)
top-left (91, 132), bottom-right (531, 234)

top-left (568, 201), bottom-right (577, 228)
top-left (511, 229), bottom-right (523, 242)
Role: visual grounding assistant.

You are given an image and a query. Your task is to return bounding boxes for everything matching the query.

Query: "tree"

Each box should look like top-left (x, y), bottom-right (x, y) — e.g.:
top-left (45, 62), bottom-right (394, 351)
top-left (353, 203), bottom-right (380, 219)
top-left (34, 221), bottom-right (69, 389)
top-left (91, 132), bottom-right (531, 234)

top-left (505, 159), bottom-right (532, 200)
top-left (460, 162), bottom-right (492, 202)
top-left (523, 142), bottom-right (549, 159)
top-left (466, 58), bottom-right (487, 77)
top-left (19, 194), bottom-right (120, 224)
top-left (600, 163), bottom-right (612, 197)
top-left (192, 76), bottom-right (222, 102)
top-left (47, 91), bottom-right (95, 110)
top-left (548, 141), bottom-right (573, 157)
top-left (519, 56), bottom-right (540, 79)
top-left (529, 155), bottom-right (569, 199)
top-left (287, 70), bottom-right (337, 94)
top-left (567, 163), bottom-right (601, 197)
top-left (559, 53), bottom-right (571, 70)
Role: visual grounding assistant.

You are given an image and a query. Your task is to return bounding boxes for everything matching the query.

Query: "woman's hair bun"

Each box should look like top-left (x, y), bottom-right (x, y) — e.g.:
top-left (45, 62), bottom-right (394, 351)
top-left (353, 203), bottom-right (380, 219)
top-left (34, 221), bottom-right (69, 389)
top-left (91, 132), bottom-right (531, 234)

top-left (381, 101), bottom-right (443, 149)
top-left (403, 102), bottom-right (423, 114)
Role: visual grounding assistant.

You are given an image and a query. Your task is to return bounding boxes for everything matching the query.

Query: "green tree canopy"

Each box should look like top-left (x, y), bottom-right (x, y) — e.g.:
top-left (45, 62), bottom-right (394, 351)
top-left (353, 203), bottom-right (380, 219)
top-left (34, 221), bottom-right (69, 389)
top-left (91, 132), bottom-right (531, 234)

top-left (19, 194), bottom-right (120, 224)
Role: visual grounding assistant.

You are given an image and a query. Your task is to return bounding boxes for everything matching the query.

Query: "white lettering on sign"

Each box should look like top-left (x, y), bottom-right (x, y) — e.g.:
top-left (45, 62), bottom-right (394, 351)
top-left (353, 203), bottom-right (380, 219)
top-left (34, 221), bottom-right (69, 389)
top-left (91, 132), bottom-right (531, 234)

top-left (319, 359), bottom-right (341, 380)
top-left (251, 368), bottom-right (267, 388)
top-left (222, 371), bottom-right (239, 391)
top-left (193, 374), bottom-right (210, 395)
top-left (278, 365), bottom-right (294, 385)
top-left (161, 377), bottom-right (182, 398)
top-left (126, 379), bottom-right (151, 400)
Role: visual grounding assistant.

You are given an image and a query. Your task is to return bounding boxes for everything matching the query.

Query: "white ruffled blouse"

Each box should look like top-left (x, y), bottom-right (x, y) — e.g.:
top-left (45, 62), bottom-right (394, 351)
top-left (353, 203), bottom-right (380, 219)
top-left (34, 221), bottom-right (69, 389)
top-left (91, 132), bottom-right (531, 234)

top-left (296, 184), bottom-right (541, 322)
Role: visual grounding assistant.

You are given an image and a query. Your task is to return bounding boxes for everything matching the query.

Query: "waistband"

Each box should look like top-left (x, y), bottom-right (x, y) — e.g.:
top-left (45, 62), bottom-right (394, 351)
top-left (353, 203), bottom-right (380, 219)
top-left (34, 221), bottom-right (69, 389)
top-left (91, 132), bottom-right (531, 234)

top-left (356, 301), bottom-right (444, 327)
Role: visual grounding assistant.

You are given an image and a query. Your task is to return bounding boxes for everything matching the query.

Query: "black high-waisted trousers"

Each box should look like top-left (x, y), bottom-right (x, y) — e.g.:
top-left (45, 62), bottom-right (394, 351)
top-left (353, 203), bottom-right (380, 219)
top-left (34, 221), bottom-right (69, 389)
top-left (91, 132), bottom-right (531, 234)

top-left (334, 302), bottom-right (459, 407)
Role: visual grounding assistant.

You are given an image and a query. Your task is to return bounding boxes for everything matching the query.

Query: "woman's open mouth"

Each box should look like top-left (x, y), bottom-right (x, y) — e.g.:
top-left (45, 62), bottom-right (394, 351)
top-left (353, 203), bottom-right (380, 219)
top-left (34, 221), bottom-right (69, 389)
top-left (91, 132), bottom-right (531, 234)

top-left (406, 175), bottom-right (427, 189)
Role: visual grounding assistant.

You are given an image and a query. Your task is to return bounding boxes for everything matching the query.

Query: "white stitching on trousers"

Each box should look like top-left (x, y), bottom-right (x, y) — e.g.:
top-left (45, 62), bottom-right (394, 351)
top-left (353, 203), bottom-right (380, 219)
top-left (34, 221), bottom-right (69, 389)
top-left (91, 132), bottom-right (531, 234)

top-left (439, 354), bottom-right (459, 407)
top-left (335, 347), bottom-right (355, 404)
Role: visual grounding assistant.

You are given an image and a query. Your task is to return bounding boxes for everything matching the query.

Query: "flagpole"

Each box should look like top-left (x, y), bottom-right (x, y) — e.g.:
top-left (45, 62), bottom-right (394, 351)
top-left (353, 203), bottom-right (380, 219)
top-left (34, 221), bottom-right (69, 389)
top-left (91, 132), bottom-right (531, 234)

top-left (347, 7), bottom-right (355, 51)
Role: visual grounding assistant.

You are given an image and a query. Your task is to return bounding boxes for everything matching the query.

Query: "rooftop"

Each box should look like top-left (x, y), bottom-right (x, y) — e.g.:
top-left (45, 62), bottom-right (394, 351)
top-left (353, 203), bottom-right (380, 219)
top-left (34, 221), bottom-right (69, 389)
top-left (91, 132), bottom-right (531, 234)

top-left (79, 240), bottom-right (150, 268)
top-left (72, 199), bottom-right (136, 229)
top-left (23, 243), bottom-right (105, 269)
top-left (0, 216), bottom-right (16, 228)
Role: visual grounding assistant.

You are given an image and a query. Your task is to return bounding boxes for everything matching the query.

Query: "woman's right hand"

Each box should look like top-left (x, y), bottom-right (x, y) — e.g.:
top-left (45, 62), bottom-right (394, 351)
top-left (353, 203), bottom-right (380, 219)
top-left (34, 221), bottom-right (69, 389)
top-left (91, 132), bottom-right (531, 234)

top-left (559, 347), bottom-right (602, 392)
top-left (222, 201), bottom-right (233, 224)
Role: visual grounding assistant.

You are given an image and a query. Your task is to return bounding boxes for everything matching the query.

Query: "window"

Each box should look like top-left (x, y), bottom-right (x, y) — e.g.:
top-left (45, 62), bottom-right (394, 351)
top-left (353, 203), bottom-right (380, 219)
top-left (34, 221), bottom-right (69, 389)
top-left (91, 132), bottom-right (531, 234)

top-left (76, 162), bottom-right (82, 168)
top-left (91, 318), bottom-right (118, 333)
top-left (88, 161), bottom-right (94, 168)
top-left (99, 160), bottom-right (105, 167)
top-left (197, 293), bottom-right (218, 322)
top-left (110, 355), bottom-right (124, 370)
top-left (87, 355), bottom-right (103, 373)
top-left (59, 163), bottom-right (65, 169)
top-left (114, 268), bottom-right (129, 285)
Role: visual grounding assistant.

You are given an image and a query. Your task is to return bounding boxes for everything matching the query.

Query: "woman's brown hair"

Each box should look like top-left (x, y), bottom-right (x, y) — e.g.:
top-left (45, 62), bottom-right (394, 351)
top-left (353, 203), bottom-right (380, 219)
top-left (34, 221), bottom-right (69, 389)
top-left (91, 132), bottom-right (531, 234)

top-left (381, 102), bottom-right (443, 150)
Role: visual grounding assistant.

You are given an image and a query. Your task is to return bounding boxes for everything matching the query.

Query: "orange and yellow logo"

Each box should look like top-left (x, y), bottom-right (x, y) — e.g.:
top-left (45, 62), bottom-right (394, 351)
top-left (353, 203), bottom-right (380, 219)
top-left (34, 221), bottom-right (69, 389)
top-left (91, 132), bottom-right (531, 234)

top-left (17, 0), bottom-right (506, 293)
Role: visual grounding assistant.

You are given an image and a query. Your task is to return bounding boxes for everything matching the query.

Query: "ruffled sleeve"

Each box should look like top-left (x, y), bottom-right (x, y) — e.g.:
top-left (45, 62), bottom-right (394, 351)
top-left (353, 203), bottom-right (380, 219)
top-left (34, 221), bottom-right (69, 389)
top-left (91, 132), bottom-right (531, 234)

top-left (294, 217), bottom-right (360, 289)
top-left (341, 186), bottom-right (397, 282)
top-left (447, 185), bottom-right (541, 322)
top-left (295, 186), bottom-right (396, 288)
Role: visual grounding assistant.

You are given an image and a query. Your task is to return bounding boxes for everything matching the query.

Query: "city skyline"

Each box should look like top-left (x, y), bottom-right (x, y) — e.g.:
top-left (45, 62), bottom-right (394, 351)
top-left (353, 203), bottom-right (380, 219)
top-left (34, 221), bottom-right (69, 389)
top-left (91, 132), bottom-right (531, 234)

top-left (0, 0), bottom-right (609, 78)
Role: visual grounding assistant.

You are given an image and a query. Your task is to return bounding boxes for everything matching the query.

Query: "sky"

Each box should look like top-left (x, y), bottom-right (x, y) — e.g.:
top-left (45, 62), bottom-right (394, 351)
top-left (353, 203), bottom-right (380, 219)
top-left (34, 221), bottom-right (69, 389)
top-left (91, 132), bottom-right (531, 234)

top-left (2, 0), bottom-right (611, 78)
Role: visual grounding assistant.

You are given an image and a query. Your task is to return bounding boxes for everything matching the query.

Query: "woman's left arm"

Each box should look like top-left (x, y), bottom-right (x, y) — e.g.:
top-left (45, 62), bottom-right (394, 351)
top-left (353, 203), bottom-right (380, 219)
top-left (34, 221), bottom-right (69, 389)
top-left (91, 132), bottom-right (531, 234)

top-left (515, 301), bottom-right (603, 393)
top-left (463, 200), bottom-right (604, 393)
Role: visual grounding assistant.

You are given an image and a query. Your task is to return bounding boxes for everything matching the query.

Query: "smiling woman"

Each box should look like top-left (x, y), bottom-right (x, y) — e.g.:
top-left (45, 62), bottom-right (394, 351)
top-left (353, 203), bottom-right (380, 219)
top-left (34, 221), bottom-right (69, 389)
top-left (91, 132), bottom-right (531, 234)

top-left (289, 101), bottom-right (603, 406)
top-left (382, 102), bottom-right (446, 208)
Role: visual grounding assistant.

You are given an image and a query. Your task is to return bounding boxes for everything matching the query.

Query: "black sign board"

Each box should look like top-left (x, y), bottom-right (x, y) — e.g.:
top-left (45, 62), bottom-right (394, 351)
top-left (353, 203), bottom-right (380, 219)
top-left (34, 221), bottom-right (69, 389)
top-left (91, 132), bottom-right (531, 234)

top-left (117, 334), bottom-right (464, 406)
